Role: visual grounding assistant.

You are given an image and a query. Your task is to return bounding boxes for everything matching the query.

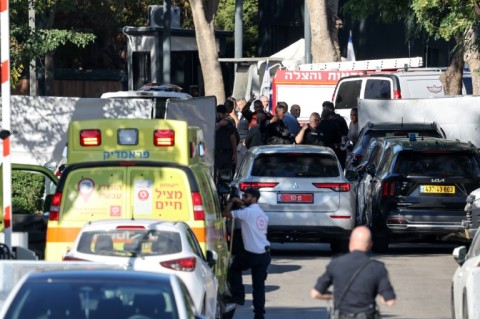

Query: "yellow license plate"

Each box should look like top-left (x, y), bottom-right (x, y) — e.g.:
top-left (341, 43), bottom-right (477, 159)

top-left (420, 185), bottom-right (455, 194)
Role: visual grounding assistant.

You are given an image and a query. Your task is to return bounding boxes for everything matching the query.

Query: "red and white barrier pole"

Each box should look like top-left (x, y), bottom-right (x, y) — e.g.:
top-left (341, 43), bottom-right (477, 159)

top-left (1, 0), bottom-right (12, 250)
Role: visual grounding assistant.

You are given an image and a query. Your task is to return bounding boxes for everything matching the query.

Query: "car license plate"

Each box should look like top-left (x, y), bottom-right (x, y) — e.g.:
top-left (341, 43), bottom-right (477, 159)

top-left (420, 185), bottom-right (455, 194)
top-left (277, 193), bottom-right (313, 203)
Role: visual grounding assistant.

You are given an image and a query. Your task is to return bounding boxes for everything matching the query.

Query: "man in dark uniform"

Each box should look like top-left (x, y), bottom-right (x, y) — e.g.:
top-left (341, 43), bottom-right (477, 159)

top-left (323, 101), bottom-right (349, 167)
top-left (215, 104), bottom-right (237, 184)
top-left (317, 109), bottom-right (342, 150)
top-left (311, 226), bottom-right (396, 319)
top-left (295, 112), bottom-right (325, 145)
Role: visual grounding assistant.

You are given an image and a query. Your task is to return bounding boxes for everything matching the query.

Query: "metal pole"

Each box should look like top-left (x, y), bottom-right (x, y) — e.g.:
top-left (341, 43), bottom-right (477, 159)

top-left (234, 0), bottom-right (243, 60)
top-left (304, 0), bottom-right (312, 63)
top-left (1, 0), bottom-right (13, 250)
top-left (163, 0), bottom-right (171, 83)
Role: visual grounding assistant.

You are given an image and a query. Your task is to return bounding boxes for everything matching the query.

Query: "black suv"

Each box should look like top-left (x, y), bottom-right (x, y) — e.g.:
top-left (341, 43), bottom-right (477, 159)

top-left (345, 121), bottom-right (446, 172)
top-left (362, 137), bottom-right (480, 252)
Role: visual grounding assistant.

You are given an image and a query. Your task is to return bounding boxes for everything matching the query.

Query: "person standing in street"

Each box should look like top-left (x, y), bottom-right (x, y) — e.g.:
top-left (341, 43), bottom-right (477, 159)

top-left (295, 112), bottom-right (325, 145)
top-left (311, 226), bottom-right (396, 319)
top-left (283, 104), bottom-right (301, 136)
top-left (215, 104), bottom-right (237, 184)
top-left (347, 107), bottom-right (359, 146)
top-left (265, 102), bottom-right (295, 145)
top-left (223, 187), bottom-right (271, 319)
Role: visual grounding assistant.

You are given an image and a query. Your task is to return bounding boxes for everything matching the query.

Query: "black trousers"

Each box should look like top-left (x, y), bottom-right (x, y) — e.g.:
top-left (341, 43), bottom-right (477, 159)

top-left (228, 250), bottom-right (271, 319)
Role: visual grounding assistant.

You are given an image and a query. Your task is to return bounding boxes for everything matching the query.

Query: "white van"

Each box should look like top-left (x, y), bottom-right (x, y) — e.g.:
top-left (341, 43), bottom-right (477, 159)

top-left (332, 69), bottom-right (472, 123)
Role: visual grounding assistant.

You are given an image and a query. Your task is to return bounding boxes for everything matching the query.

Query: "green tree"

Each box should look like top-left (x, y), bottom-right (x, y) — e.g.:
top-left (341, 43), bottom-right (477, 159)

top-left (10, 0), bottom-right (96, 88)
top-left (342, 0), bottom-right (480, 95)
top-left (411, 0), bottom-right (480, 94)
top-left (215, 0), bottom-right (258, 57)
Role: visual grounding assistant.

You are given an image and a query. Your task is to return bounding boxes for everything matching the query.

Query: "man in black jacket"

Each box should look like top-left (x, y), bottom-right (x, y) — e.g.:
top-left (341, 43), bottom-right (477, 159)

top-left (264, 102), bottom-right (294, 145)
top-left (311, 226), bottom-right (396, 319)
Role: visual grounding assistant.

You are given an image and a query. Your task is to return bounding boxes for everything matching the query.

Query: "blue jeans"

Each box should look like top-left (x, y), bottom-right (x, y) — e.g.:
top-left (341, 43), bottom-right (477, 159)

top-left (228, 250), bottom-right (271, 319)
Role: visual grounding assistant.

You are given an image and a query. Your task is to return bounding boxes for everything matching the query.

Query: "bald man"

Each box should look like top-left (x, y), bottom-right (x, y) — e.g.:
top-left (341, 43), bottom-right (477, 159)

top-left (311, 227), bottom-right (396, 319)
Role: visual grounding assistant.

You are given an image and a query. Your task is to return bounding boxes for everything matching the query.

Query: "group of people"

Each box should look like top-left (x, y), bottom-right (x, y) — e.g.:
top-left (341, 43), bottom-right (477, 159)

top-left (223, 187), bottom-right (396, 319)
top-left (214, 96), bottom-right (359, 182)
top-left (218, 97), bottom-right (395, 319)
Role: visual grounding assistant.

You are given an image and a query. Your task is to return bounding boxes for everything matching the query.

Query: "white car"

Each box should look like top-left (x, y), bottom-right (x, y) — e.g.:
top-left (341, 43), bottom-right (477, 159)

top-left (63, 219), bottom-right (219, 319)
top-left (464, 187), bottom-right (480, 239)
top-left (0, 269), bottom-right (206, 319)
top-left (451, 230), bottom-right (480, 319)
top-left (232, 144), bottom-right (357, 252)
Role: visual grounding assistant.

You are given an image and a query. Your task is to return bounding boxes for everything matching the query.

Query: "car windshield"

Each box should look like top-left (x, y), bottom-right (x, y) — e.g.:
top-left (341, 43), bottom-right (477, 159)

top-left (251, 153), bottom-right (339, 177)
top-left (77, 230), bottom-right (182, 257)
top-left (393, 151), bottom-right (480, 177)
top-left (5, 280), bottom-right (177, 319)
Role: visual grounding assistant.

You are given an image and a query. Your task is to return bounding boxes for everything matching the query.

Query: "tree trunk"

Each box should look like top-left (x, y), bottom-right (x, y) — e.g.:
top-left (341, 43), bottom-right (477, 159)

top-left (189, 0), bottom-right (225, 103)
top-left (464, 26), bottom-right (480, 95)
top-left (440, 35), bottom-right (464, 95)
top-left (306, 0), bottom-right (340, 62)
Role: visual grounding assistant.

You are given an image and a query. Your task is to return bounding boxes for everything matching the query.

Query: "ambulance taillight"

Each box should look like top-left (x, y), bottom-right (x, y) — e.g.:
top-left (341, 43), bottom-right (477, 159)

top-left (80, 129), bottom-right (101, 146)
top-left (393, 90), bottom-right (402, 99)
top-left (192, 192), bottom-right (205, 220)
top-left (49, 192), bottom-right (63, 221)
top-left (154, 130), bottom-right (175, 146)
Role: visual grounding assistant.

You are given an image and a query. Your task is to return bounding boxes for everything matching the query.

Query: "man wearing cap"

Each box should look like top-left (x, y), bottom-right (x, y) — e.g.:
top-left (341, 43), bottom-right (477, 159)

top-left (223, 187), bottom-right (271, 319)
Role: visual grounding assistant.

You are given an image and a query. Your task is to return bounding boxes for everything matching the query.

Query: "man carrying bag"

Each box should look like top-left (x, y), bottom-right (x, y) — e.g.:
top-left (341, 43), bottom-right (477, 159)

top-left (310, 226), bottom-right (396, 319)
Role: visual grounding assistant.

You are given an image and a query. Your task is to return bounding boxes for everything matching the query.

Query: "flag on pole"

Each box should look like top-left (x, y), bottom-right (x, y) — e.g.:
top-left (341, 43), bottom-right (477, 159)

top-left (347, 31), bottom-right (356, 61)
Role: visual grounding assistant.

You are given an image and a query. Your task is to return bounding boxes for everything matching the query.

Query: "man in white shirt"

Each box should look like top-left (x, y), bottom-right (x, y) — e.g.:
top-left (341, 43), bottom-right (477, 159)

top-left (223, 187), bottom-right (271, 319)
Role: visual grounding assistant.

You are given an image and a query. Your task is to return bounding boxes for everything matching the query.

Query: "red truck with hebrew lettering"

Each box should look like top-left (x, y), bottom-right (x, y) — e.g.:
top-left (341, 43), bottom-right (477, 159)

top-left (271, 69), bottom-right (363, 123)
top-left (270, 57), bottom-right (426, 123)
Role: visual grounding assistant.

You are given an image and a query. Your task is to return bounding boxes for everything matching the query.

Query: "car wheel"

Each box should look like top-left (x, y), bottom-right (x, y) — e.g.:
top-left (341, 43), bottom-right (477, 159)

top-left (372, 234), bottom-right (388, 253)
top-left (219, 294), bottom-right (236, 319)
top-left (462, 290), bottom-right (468, 319)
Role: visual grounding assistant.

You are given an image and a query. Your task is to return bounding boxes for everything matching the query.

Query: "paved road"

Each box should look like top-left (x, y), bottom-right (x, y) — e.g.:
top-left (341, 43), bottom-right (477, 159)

top-left (234, 242), bottom-right (460, 319)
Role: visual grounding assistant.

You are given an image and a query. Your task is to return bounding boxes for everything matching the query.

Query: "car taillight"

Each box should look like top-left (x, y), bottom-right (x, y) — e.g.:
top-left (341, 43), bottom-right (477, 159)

top-left (160, 257), bottom-right (196, 272)
top-left (49, 192), bottom-right (63, 221)
top-left (381, 181), bottom-right (395, 197)
top-left (239, 182), bottom-right (278, 191)
top-left (393, 90), bottom-right (402, 99)
top-left (312, 183), bottom-right (350, 192)
top-left (154, 129), bottom-right (175, 146)
top-left (63, 256), bottom-right (89, 261)
top-left (192, 192), bottom-right (205, 220)
top-left (80, 129), bottom-right (101, 146)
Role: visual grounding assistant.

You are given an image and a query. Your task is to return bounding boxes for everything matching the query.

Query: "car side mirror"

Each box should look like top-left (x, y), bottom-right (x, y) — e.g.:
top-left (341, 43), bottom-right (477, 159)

top-left (206, 250), bottom-right (218, 268)
top-left (344, 170), bottom-right (358, 181)
top-left (452, 246), bottom-right (467, 265)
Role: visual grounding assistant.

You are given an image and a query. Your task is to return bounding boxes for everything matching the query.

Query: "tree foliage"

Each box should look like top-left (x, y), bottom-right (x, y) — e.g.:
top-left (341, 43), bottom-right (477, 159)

top-left (411, 0), bottom-right (477, 41)
top-left (215, 0), bottom-right (258, 57)
top-left (9, 0), bottom-right (97, 85)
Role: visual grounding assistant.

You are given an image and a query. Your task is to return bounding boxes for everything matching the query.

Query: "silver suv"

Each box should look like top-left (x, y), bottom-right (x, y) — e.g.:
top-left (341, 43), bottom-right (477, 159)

top-left (232, 144), bottom-right (357, 252)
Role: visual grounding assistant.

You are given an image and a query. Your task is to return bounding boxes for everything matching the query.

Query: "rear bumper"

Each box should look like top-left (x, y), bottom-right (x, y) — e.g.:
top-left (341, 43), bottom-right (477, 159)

top-left (384, 210), bottom-right (470, 239)
top-left (267, 225), bottom-right (352, 243)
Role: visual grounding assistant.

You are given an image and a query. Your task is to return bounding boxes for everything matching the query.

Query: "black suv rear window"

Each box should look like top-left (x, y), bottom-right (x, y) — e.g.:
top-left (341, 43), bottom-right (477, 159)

top-left (251, 153), bottom-right (339, 177)
top-left (393, 152), bottom-right (480, 177)
top-left (361, 130), bottom-right (443, 149)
